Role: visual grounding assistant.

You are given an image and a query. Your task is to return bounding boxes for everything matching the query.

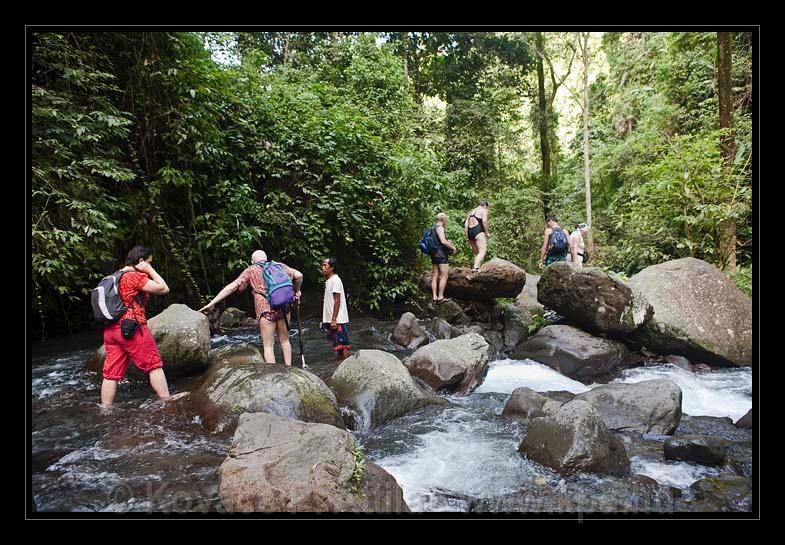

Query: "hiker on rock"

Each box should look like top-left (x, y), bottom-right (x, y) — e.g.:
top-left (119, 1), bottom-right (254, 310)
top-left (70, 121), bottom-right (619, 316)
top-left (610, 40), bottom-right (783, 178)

top-left (96, 246), bottom-right (176, 408)
top-left (465, 199), bottom-right (490, 273)
top-left (539, 215), bottom-right (572, 267)
top-left (431, 212), bottom-right (458, 303)
top-left (320, 257), bottom-right (351, 361)
top-left (568, 222), bottom-right (589, 267)
top-left (198, 250), bottom-right (303, 366)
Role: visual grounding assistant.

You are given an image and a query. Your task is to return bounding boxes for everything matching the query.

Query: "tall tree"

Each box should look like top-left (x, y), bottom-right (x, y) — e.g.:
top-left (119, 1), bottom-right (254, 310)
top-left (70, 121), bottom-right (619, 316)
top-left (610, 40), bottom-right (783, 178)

top-left (717, 31), bottom-right (736, 271)
top-left (580, 32), bottom-right (594, 253)
top-left (535, 32), bottom-right (552, 215)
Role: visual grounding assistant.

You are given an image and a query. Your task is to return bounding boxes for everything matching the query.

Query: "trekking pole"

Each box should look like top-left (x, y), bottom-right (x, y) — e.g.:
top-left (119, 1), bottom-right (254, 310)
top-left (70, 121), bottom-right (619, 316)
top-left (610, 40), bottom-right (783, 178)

top-left (295, 299), bottom-right (308, 369)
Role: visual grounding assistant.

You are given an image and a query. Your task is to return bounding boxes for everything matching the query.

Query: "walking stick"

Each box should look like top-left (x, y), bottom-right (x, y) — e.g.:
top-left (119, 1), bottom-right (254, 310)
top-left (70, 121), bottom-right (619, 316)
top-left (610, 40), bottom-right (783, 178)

top-left (295, 299), bottom-right (308, 369)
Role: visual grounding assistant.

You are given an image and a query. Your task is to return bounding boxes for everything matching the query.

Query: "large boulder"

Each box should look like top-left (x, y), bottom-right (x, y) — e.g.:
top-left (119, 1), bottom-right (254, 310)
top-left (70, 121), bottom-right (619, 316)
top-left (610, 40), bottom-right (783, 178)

top-left (426, 299), bottom-right (470, 325)
top-left (628, 258), bottom-right (752, 367)
top-left (501, 387), bottom-right (562, 421)
top-left (219, 412), bottom-right (410, 513)
top-left (404, 333), bottom-right (492, 395)
top-left (502, 304), bottom-right (532, 352)
top-left (690, 475), bottom-right (752, 512)
top-left (84, 304), bottom-right (211, 380)
top-left (663, 435), bottom-right (727, 466)
top-left (516, 273), bottom-right (544, 313)
top-left (419, 258), bottom-right (526, 300)
top-left (206, 343), bottom-right (265, 369)
top-left (391, 312), bottom-right (429, 350)
top-left (191, 357), bottom-right (344, 433)
top-left (428, 317), bottom-right (462, 340)
top-left (329, 350), bottom-right (447, 432)
top-left (573, 379), bottom-right (683, 435)
top-left (519, 400), bottom-right (630, 477)
top-left (511, 325), bottom-right (629, 383)
top-left (216, 307), bottom-right (247, 330)
top-left (537, 263), bottom-right (653, 335)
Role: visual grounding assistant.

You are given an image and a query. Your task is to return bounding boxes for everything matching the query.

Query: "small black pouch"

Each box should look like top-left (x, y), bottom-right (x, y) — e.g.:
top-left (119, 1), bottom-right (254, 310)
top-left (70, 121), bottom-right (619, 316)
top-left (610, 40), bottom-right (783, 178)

top-left (120, 318), bottom-right (140, 340)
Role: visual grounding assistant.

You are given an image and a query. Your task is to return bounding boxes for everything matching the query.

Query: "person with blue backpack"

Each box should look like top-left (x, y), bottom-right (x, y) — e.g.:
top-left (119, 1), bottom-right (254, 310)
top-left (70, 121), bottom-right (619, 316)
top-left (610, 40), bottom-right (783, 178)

top-left (539, 215), bottom-right (572, 267)
top-left (426, 213), bottom-right (457, 302)
top-left (198, 250), bottom-right (303, 366)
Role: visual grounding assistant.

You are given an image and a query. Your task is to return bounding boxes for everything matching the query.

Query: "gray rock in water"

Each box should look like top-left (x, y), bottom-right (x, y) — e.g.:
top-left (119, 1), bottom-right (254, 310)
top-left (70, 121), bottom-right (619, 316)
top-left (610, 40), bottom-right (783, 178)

top-left (519, 400), bottom-right (631, 477)
top-left (329, 350), bottom-right (446, 432)
top-left (391, 312), bottom-right (429, 349)
top-left (690, 475), bottom-right (752, 512)
top-left (84, 303), bottom-right (211, 380)
top-left (537, 263), bottom-right (653, 335)
top-left (516, 273), bottom-right (544, 313)
top-left (191, 358), bottom-right (344, 433)
top-left (428, 317), bottom-right (461, 340)
top-left (216, 307), bottom-right (247, 330)
top-left (512, 325), bottom-right (629, 383)
top-left (207, 343), bottom-right (265, 369)
top-left (501, 387), bottom-right (562, 421)
top-left (219, 412), bottom-right (410, 513)
top-left (502, 304), bottom-right (532, 352)
top-left (734, 409), bottom-right (752, 429)
top-left (664, 355), bottom-right (692, 372)
top-left (573, 379), bottom-right (683, 435)
top-left (628, 258), bottom-right (752, 367)
top-left (664, 435), bottom-right (727, 466)
top-left (404, 333), bottom-right (492, 395)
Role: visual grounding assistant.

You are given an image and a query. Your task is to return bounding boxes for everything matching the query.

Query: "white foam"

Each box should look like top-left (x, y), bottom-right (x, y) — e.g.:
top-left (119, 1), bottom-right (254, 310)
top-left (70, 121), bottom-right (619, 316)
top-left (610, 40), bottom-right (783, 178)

top-left (630, 457), bottom-right (722, 489)
top-left (475, 358), bottom-right (591, 395)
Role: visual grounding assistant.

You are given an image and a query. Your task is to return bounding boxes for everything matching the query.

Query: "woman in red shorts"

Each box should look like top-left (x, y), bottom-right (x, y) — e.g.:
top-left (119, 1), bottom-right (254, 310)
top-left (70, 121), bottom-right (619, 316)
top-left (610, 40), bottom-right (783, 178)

top-left (100, 246), bottom-right (174, 408)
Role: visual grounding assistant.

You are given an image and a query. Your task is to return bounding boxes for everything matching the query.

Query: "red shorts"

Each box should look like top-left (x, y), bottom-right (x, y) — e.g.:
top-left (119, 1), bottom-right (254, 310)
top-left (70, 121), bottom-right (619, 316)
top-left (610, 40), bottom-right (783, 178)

top-left (102, 323), bottom-right (164, 381)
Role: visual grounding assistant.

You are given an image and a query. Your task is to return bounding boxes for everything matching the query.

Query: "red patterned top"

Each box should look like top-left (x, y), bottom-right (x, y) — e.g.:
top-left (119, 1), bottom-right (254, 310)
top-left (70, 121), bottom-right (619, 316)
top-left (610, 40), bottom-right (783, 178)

top-left (118, 271), bottom-right (150, 325)
top-left (232, 263), bottom-right (297, 320)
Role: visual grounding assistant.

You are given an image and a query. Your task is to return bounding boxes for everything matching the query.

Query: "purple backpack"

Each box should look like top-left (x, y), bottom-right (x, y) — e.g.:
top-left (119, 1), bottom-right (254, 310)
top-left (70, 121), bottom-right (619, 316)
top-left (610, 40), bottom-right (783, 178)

top-left (256, 261), bottom-right (294, 309)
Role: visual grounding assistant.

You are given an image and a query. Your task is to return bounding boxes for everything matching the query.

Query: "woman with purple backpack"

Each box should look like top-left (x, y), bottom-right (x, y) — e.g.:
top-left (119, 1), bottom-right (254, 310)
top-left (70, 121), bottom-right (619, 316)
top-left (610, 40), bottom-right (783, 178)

top-left (199, 250), bottom-right (303, 366)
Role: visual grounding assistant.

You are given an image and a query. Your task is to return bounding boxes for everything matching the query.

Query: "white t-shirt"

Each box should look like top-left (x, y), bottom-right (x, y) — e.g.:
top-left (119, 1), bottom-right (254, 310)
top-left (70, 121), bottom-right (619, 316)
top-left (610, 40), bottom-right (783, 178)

top-left (323, 274), bottom-right (349, 324)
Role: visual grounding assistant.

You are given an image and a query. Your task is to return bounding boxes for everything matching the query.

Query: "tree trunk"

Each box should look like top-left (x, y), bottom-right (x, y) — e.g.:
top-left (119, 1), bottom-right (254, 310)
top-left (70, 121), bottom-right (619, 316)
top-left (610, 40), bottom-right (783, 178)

top-left (330, 32), bottom-right (339, 59)
top-left (402, 32), bottom-right (409, 79)
top-left (535, 33), bottom-right (552, 216)
top-left (283, 34), bottom-right (291, 65)
top-left (717, 31), bottom-right (737, 271)
top-left (581, 33), bottom-right (593, 253)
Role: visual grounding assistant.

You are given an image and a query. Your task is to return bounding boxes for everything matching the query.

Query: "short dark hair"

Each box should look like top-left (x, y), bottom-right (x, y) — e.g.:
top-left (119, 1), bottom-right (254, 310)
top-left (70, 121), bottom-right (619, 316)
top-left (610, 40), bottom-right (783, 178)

top-left (546, 215), bottom-right (558, 223)
top-left (323, 256), bottom-right (339, 272)
top-left (479, 199), bottom-right (489, 206)
top-left (124, 245), bottom-right (153, 266)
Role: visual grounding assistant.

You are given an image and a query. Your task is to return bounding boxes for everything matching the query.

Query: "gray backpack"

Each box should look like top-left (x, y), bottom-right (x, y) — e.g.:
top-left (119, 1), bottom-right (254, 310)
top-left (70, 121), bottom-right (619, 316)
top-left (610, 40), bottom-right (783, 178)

top-left (91, 270), bottom-right (137, 324)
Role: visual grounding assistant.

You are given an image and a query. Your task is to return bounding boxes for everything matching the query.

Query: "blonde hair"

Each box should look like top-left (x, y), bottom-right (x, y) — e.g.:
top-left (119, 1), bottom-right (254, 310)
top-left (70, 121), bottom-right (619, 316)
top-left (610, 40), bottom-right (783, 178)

top-left (436, 213), bottom-right (447, 222)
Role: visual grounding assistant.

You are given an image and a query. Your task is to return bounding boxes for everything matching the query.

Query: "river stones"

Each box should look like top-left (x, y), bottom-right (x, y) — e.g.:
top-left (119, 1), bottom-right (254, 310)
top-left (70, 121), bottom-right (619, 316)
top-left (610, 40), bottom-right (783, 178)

top-left (419, 258), bottom-right (526, 300)
top-left (502, 304), bottom-right (533, 352)
top-left (734, 409), bottom-right (752, 429)
top-left (216, 307), bottom-right (247, 330)
top-left (404, 333), bottom-right (492, 395)
top-left (501, 387), bottom-right (562, 421)
top-left (428, 317), bottom-right (462, 340)
top-left (690, 475), bottom-right (752, 512)
top-left (663, 435), bottom-right (727, 466)
top-left (516, 273), bottom-right (544, 313)
top-left (391, 312), bottom-right (429, 350)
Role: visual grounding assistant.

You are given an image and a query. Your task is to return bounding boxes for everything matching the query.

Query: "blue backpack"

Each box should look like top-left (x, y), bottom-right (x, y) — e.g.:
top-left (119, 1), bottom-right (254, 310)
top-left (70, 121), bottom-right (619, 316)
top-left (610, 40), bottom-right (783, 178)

top-left (548, 229), bottom-right (569, 256)
top-left (419, 224), bottom-right (439, 255)
top-left (255, 261), bottom-right (294, 310)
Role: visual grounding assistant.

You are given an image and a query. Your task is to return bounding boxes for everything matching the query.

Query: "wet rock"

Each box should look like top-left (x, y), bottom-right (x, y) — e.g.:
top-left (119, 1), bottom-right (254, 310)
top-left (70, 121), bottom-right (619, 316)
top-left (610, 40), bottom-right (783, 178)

top-left (520, 400), bottom-right (631, 477)
top-left (676, 415), bottom-right (752, 443)
top-left (724, 441), bottom-right (753, 478)
top-left (219, 412), bottom-right (410, 513)
top-left (664, 435), bottom-right (727, 466)
top-left (216, 307), bottom-right (247, 330)
top-left (630, 474), bottom-right (659, 486)
top-left (502, 387), bottom-right (562, 421)
top-left (191, 357), bottom-right (344, 433)
top-left (573, 379), bottom-right (683, 435)
top-left (664, 355), bottom-right (692, 372)
top-left (516, 273), bottom-right (544, 314)
top-left (512, 325), bottom-right (629, 384)
top-left (690, 475), bottom-right (752, 512)
top-left (404, 333), bottom-right (492, 395)
top-left (538, 263), bottom-right (653, 335)
top-left (735, 409), bottom-right (752, 429)
top-left (428, 317), bottom-right (462, 340)
top-left (629, 258), bottom-right (752, 367)
top-left (206, 343), bottom-right (264, 369)
top-left (502, 304), bottom-right (532, 352)
top-left (692, 363), bottom-right (712, 373)
top-left (391, 312), bottom-right (429, 350)
top-left (85, 304), bottom-right (211, 380)
top-left (329, 349), bottom-right (446, 432)
top-left (426, 299), bottom-right (470, 325)
top-left (419, 258), bottom-right (526, 300)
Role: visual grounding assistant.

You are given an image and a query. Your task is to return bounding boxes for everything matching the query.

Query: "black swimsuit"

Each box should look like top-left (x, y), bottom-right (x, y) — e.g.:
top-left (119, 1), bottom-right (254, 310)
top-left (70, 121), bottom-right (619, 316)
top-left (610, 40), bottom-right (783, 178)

top-left (467, 212), bottom-right (485, 241)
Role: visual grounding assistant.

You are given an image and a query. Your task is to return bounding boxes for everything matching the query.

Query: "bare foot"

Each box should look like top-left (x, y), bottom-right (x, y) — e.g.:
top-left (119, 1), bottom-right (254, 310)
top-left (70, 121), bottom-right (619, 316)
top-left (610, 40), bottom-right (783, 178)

top-left (163, 392), bottom-right (189, 403)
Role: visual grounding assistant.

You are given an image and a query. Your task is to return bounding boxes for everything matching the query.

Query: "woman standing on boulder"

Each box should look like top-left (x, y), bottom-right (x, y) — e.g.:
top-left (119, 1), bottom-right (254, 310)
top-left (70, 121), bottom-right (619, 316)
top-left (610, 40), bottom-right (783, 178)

top-left (100, 246), bottom-right (175, 408)
top-left (464, 199), bottom-right (490, 274)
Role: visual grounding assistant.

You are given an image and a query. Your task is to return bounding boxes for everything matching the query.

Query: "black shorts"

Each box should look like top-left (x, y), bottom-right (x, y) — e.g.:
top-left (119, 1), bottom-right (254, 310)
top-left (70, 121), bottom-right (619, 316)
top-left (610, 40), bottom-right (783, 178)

top-left (431, 254), bottom-right (449, 265)
top-left (467, 223), bottom-right (484, 241)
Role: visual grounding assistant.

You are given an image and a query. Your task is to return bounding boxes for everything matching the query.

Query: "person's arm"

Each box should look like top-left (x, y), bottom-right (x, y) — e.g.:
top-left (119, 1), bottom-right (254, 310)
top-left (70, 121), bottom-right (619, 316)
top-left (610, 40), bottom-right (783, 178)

top-left (539, 228), bottom-right (552, 262)
top-left (290, 268), bottom-right (304, 300)
top-left (570, 233), bottom-right (578, 263)
top-left (437, 225), bottom-right (457, 253)
top-left (331, 292), bottom-right (341, 329)
top-left (464, 215), bottom-right (469, 239)
top-left (135, 261), bottom-right (169, 295)
top-left (482, 209), bottom-right (490, 238)
top-left (198, 281), bottom-right (240, 313)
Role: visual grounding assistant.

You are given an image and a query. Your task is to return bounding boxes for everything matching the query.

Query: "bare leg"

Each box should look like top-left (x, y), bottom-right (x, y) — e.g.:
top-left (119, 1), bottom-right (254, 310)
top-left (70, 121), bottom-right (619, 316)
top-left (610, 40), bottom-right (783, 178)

top-left (473, 232), bottom-right (487, 269)
top-left (468, 238), bottom-right (478, 259)
top-left (431, 264), bottom-right (439, 300)
top-left (100, 379), bottom-right (118, 407)
top-left (438, 264), bottom-right (450, 300)
top-left (276, 318), bottom-right (292, 366)
top-left (260, 318), bottom-right (277, 364)
top-left (148, 368), bottom-right (171, 399)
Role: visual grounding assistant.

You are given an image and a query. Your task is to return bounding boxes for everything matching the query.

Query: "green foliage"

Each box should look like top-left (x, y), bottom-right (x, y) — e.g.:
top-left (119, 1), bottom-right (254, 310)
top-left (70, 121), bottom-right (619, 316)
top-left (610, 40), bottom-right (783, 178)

top-left (726, 265), bottom-right (752, 296)
top-left (528, 313), bottom-right (547, 334)
top-left (349, 444), bottom-right (366, 497)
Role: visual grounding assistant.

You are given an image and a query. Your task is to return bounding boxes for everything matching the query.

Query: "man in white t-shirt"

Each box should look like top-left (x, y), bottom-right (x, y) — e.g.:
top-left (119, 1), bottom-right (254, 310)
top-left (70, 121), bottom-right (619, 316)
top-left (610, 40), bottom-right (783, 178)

top-left (321, 257), bottom-right (351, 361)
